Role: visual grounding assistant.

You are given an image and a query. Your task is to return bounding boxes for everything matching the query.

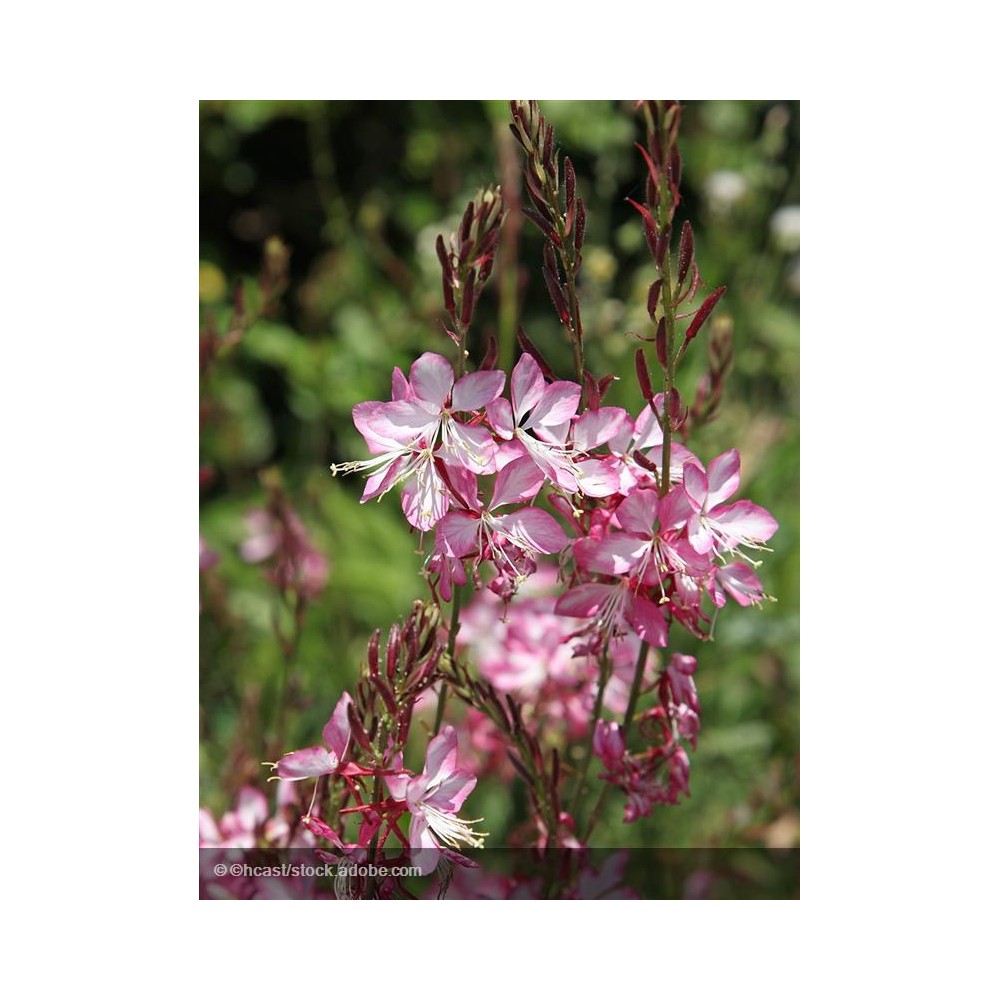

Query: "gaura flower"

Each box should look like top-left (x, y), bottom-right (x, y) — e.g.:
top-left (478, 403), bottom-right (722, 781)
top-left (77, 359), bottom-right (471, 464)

top-left (267, 692), bottom-right (356, 781)
top-left (332, 353), bottom-right (505, 531)
top-left (383, 725), bottom-right (486, 854)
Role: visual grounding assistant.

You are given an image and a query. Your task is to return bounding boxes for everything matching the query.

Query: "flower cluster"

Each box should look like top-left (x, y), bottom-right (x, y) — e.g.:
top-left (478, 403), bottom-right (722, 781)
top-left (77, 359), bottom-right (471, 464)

top-left (333, 349), bottom-right (776, 647)
top-left (593, 652), bottom-right (702, 822)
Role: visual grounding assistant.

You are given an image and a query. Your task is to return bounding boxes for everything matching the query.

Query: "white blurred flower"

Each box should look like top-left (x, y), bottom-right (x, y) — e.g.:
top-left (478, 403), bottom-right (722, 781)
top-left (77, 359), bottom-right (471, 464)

top-left (770, 205), bottom-right (800, 252)
top-left (704, 170), bottom-right (748, 211)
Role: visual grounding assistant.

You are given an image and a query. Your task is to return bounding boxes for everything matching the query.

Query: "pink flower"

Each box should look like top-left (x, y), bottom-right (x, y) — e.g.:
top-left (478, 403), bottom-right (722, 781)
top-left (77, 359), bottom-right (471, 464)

top-left (199, 787), bottom-right (268, 848)
top-left (333, 353), bottom-right (505, 530)
top-left (435, 457), bottom-right (567, 596)
top-left (574, 487), bottom-right (712, 600)
top-left (606, 395), bottom-right (703, 492)
top-left (594, 720), bottom-right (626, 774)
top-left (268, 692), bottom-right (354, 781)
top-left (682, 449), bottom-right (778, 558)
top-left (555, 578), bottom-right (669, 647)
top-left (709, 561), bottom-right (769, 608)
top-left (663, 653), bottom-right (700, 714)
top-left (240, 506), bottom-right (329, 600)
top-left (485, 353), bottom-right (592, 493)
top-left (384, 725), bottom-right (486, 857)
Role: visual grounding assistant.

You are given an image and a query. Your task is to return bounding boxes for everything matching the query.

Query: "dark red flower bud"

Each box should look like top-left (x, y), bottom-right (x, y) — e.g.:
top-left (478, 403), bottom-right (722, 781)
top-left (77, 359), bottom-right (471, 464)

top-left (655, 317), bottom-right (668, 367)
top-left (647, 279), bottom-right (662, 320)
top-left (677, 220), bottom-right (694, 288)
top-left (634, 450), bottom-right (659, 475)
top-left (386, 622), bottom-right (400, 679)
top-left (459, 202), bottom-right (474, 242)
top-left (685, 285), bottom-right (727, 342)
top-left (460, 277), bottom-right (476, 327)
top-left (574, 199), bottom-right (587, 254)
top-left (543, 266), bottom-right (569, 325)
top-left (635, 348), bottom-right (655, 403)
top-left (564, 157), bottom-right (576, 215)
top-left (516, 326), bottom-right (555, 380)
top-left (372, 675), bottom-right (397, 714)
top-left (480, 333), bottom-right (498, 371)
top-left (347, 701), bottom-right (372, 751)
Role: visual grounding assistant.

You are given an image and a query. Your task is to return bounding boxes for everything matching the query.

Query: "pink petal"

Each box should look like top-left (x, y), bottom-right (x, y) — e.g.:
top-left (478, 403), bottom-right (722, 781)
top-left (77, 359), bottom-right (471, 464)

top-left (683, 462), bottom-right (709, 510)
top-left (574, 407), bottom-right (629, 450)
top-left (554, 582), bottom-right (613, 618)
top-left (494, 508), bottom-right (568, 554)
top-left (199, 809), bottom-right (221, 845)
top-left (357, 400), bottom-right (435, 447)
top-left (438, 460), bottom-right (480, 510)
top-left (670, 442), bottom-right (704, 481)
top-left (400, 464), bottom-right (450, 531)
top-left (716, 561), bottom-right (764, 607)
top-left (444, 421), bottom-right (498, 473)
top-left (452, 369), bottom-right (506, 411)
top-left (523, 381), bottom-right (581, 431)
top-left (495, 439), bottom-right (528, 469)
top-left (322, 692), bottom-right (354, 761)
top-left (632, 397), bottom-right (664, 450)
top-left (658, 487), bottom-right (696, 530)
top-left (607, 413), bottom-right (636, 454)
top-left (383, 770), bottom-right (412, 802)
top-left (409, 352), bottom-right (455, 409)
top-left (626, 595), bottom-right (669, 647)
top-left (235, 787), bottom-right (268, 830)
top-left (390, 366), bottom-right (411, 401)
top-left (491, 456), bottom-right (545, 508)
top-left (510, 353), bottom-right (545, 421)
top-left (687, 513), bottom-right (714, 555)
top-left (616, 489), bottom-right (659, 536)
top-left (575, 534), bottom-right (647, 575)
top-left (712, 501), bottom-right (779, 547)
top-left (351, 401), bottom-right (410, 454)
top-left (576, 457), bottom-right (621, 497)
top-left (276, 746), bottom-right (338, 780)
top-left (423, 725), bottom-right (459, 783)
top-left (360, 455), bottom-right (407, 502)
top-left (485, 398), bottom-right (515, 440)
top-left (706, 449), bottom-right (741, 507)
top-left (425, 769), bottom-right (477, 812)
top-left (436, 511), bottom-right (482, 558)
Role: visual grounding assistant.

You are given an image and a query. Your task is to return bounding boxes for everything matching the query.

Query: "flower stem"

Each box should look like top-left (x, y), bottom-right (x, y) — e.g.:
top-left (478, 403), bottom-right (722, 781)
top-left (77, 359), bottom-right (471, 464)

top-left (570, 645), bottom-right (612, 824)
top-left (432, 586), bottom-right (464, 735)
top-left (584, 641), bottom-right (650, 842)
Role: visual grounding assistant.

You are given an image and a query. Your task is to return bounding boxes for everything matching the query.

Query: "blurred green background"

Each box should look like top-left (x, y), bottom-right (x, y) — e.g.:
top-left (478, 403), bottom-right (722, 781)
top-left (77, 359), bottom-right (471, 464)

top-left (199, 100), bottom-right (799, 851)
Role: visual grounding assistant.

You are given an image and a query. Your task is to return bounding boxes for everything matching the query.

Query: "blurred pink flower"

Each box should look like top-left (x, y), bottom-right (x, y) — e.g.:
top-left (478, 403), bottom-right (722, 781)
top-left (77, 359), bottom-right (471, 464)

top-left (241, 504), bottom-right (328, 600)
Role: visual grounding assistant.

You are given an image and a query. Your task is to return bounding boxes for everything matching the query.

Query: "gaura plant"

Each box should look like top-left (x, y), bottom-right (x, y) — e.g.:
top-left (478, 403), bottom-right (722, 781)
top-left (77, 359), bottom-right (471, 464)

top-left (202, 101), bottom-right (779, 899)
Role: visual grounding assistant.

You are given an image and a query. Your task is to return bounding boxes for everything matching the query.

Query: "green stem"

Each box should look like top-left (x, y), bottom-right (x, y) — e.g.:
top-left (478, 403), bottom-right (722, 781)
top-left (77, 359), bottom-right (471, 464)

top-left (432, 586), bottom-right (464, 735)
top-left (584, 642), bottom-right (650, 842)
top-left (495, 122), bottom-right (521, 375)
top-left (570, 645), bottom-right (612, 824)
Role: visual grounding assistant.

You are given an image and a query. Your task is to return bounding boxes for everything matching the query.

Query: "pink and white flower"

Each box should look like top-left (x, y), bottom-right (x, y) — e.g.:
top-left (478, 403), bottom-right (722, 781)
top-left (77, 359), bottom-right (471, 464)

top-left (384, 725), bottom-right (486, 862)
top-left (332, 352), bottom-right (505, 531)
top-left (269, 692), bottom-right (355, 781)
top-left (682, 449), bottom-right (778, 558)
top-left (434, 457), bottom-right (567, 596)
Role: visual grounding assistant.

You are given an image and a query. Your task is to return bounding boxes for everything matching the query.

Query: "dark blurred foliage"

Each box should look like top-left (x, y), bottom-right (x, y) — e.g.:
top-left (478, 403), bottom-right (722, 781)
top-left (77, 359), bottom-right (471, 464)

top-left (199, 100), bottom-right (799, 850)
